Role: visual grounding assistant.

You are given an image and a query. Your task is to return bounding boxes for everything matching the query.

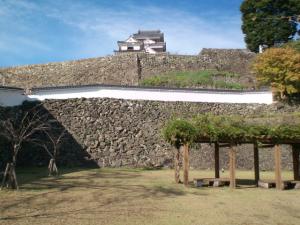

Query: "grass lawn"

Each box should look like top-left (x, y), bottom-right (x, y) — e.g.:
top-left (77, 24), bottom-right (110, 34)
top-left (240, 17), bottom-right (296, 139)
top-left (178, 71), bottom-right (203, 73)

top-left (140, 70), bottom-right (245, 89)
top-left (0, 168), bottom-right (299, 225)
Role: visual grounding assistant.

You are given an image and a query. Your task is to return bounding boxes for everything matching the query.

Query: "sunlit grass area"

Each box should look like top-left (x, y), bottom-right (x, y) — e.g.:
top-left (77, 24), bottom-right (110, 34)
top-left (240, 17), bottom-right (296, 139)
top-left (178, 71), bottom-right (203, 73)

top-left (140, 70), bottom-right (245, 89)
top-left (0, 168), bottom-right (299, 225)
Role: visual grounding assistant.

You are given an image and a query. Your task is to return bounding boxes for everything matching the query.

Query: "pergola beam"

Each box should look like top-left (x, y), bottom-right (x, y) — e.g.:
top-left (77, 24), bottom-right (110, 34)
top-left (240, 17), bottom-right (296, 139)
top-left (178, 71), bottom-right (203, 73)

top-left (259, 144), bottom-right (275, 149)
top-left (196, 139), bottom-right (300, 145)
top-left (218, 143), bottom-right (231, 148)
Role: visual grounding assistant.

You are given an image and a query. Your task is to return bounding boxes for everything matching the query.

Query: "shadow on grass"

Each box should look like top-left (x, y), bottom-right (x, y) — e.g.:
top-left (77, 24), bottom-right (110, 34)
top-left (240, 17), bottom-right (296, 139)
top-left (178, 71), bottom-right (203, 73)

top-left (236, 179), bottom-right (256, 188)
top-left (15, 166), bottom-right (97, 188)
top-left (0, 168), bottom-right (204, 222)
top-left (20, 170), bottom-right (144, 191)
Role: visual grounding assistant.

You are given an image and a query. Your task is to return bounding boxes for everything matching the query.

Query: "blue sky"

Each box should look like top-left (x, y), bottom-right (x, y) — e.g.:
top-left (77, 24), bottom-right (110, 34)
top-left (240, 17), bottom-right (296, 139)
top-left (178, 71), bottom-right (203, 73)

top-left (0, 0), bottom-right (245, 67)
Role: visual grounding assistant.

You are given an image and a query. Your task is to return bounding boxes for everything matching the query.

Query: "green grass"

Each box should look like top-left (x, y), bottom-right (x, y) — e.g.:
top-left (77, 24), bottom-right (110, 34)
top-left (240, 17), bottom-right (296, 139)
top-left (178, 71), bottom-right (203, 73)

top-left (140, 70), bottom-right (245, 89)
top-left (0, 168), bottom-right (299, 225)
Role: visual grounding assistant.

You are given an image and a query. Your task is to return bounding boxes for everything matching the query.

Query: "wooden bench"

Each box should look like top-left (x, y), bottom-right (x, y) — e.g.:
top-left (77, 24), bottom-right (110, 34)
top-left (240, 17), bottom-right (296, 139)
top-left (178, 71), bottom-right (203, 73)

top-left (194, 178), bottom-right (230, 187)
top-left (258, 179), bottom-right (293, 190)
top-left (291, 181), bottom-right (300, 189)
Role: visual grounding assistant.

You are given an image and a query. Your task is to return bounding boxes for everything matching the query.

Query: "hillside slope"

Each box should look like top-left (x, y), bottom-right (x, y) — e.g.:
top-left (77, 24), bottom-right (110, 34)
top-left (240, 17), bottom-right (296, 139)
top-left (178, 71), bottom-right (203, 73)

top-left (0, 49), bottom-right (256, 89)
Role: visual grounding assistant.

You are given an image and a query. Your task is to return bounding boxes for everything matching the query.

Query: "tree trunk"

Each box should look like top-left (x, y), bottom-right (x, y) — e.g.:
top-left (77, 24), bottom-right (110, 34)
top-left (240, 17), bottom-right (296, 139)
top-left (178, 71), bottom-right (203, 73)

top-left (48, 158), bottom-right (59, 176)
top-left (1, 163), bottom-right (18, 190)
top-left (174, 147), bottom-right (181, 184)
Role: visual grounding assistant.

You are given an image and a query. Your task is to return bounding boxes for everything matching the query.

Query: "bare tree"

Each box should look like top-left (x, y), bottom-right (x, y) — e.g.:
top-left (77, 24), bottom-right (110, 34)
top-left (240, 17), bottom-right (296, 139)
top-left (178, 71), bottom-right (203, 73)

top-left (38, 128), bottom-right (66, 176)
top-left (0, 105), bottom-right (49, 190)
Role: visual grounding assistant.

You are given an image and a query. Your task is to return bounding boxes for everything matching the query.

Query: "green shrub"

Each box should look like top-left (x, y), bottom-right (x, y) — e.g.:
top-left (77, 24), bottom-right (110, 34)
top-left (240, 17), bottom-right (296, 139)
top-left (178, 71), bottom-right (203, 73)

top-left (163, 119), bottom-right (197, 147)
top-left (214, 80), bottom-right (244, 90)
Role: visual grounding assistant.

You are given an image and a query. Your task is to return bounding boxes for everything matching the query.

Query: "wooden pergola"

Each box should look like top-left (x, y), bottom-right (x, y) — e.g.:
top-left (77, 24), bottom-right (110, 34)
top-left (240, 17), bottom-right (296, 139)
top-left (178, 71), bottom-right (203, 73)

top-left (181, 139), bottom-right (300, 190)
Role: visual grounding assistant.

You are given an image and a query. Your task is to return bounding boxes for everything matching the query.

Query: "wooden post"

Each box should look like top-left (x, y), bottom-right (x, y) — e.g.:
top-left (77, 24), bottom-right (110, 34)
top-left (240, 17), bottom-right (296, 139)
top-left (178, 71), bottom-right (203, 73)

top-left (292, 145), bottom-right (300, 181)
top-left (174, 147), bottom-right (181, 184)
top-left (215, 142), bottom-right (220, 178)
top-left (229, 145), bottom-right (236, 189)
top-left (274, 145), bottom-right (282, 190)
top-left (254, 142), bottom-right (260, 186)
top-left (183, 144), bottom-right (189, 187)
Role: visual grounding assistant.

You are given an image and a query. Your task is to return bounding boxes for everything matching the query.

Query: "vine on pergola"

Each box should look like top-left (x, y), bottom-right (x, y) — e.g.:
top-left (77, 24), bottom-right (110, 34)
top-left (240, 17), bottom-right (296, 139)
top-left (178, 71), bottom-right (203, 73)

top-left (164, 114), bottom-right (300, 145)
top-left (163, 114), bottom-right (300, 185)
top-left (163, 119), bottom-right (196, 184)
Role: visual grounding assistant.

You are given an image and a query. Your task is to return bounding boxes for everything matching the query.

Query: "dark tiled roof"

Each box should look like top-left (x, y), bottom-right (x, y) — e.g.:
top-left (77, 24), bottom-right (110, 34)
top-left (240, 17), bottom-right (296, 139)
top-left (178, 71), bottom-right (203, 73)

top-left (146, 42), bottom-right (166, 47)
top-left (117, 41), bottom-right (143, 47)
top-left (133, 30), bottom-right (164, 40)
top-left (0, 86), bottom-right (23, 91)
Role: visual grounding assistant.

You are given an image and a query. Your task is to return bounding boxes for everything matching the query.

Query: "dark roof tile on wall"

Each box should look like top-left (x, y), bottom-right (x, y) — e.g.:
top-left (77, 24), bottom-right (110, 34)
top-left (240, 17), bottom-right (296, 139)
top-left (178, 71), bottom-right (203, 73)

top-left (133, 30), bottom-right (164, 40)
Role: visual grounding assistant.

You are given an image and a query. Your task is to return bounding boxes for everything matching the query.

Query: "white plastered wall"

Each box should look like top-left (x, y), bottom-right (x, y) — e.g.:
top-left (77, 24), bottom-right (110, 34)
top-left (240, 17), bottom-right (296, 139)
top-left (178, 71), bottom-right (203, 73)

top-left (28, 86), bottom-right (273, 105)
top-left (0, 89), bottom-right (27, 107)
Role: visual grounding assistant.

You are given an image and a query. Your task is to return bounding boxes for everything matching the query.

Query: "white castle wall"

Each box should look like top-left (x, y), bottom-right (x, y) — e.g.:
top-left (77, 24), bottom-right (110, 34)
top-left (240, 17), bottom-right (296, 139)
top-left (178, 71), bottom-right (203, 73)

top-left (0, 85), bottom-right (273, 107)
top-left (28, 86), bottom-right (273, 105)
top-left (0, 88), bottom-right (27, 107)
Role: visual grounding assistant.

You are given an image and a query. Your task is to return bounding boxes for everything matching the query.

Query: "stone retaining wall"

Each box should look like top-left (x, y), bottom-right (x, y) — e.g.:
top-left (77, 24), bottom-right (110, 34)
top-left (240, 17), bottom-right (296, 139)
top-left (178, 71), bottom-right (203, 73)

top-left (0, 49), bottom-right (256, 89)
top-left (0, 55), bottom-right (139, 88)
top-left (31, 98), bottom-right (298, 170)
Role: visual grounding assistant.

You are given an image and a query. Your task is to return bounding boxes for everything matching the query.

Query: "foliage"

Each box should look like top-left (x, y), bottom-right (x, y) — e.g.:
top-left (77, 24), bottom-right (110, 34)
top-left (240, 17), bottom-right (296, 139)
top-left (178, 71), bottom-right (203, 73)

top-left (140, 70), bottom-right (245, 90)
top-left (163, 114), bottom-right (300, 146)
top-left (240, 0), bottom-right (300, 52)
top-left (163, 119), bottom-right (197, 147)
top-left (193, 115), bottom-right (247, 142)
top-left (283, 39), bottom-right (300, 52)
top-left (252, 47), bottom-right (300, 99)
top-left (214, 80), bottom-right (244, 90)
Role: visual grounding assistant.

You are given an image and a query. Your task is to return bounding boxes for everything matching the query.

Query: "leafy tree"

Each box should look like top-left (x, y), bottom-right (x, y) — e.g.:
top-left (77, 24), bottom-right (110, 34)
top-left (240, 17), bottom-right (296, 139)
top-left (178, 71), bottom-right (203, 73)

top-left (240, 0), bottom-right (300, 52)
top-left (252, 47), bottom-right (300, 100)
